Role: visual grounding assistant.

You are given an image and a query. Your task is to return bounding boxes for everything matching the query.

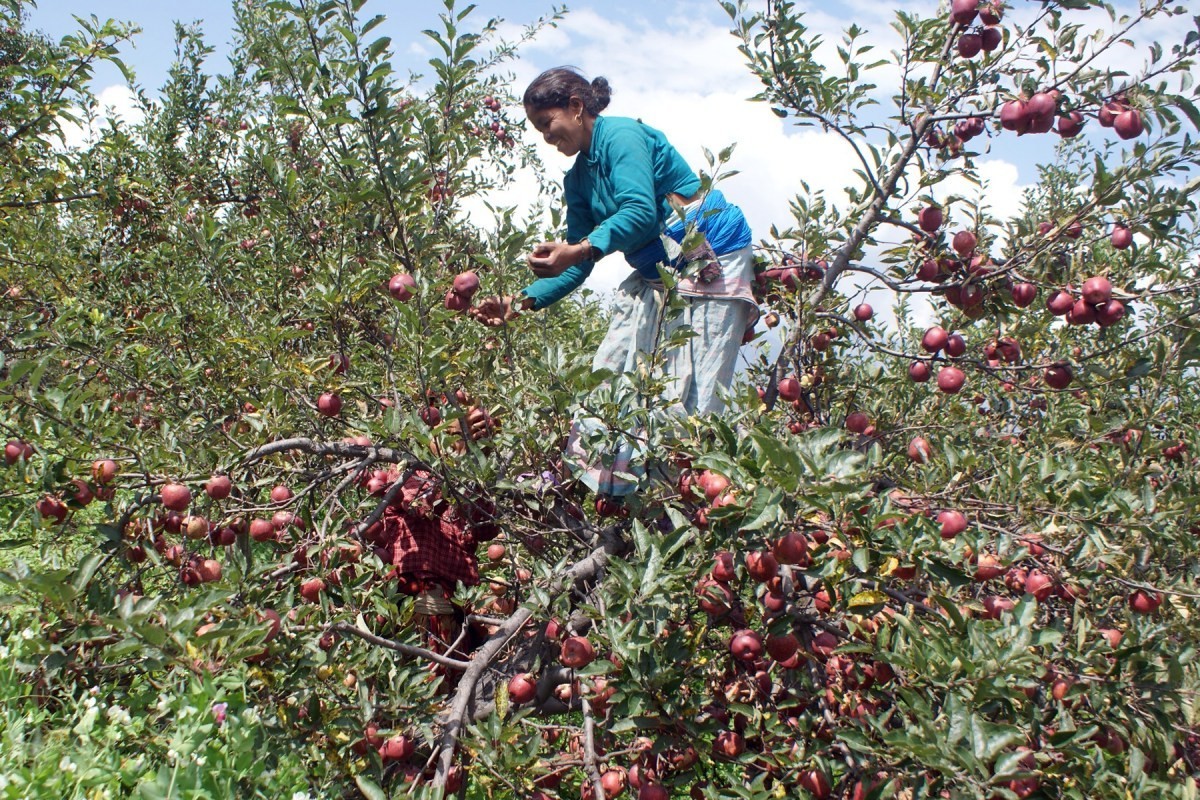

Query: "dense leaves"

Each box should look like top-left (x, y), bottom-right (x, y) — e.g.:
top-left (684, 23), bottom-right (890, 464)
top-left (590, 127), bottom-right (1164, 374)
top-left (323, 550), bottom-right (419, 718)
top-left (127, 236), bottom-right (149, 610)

top-left (1, 0), bottom-right (1199, 798)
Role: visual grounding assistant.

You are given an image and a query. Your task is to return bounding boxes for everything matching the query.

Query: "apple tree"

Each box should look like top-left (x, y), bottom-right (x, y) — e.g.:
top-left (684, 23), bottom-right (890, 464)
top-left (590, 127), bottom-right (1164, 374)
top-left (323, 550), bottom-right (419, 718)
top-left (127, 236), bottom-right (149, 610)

top-left (1, 0), bottom-right (1199, 798)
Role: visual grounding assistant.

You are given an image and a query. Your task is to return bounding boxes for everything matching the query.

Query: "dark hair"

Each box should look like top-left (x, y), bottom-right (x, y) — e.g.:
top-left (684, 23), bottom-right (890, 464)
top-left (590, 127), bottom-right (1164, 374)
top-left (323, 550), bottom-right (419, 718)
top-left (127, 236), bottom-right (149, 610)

top-left (523, 67), bottom-right (611, 116)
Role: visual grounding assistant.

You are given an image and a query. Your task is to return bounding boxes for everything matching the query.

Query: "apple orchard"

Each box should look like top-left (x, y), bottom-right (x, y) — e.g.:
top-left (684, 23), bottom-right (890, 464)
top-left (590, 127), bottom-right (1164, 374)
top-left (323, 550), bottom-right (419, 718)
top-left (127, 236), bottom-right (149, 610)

top-left (1, 0), bottom-right (1199, 798)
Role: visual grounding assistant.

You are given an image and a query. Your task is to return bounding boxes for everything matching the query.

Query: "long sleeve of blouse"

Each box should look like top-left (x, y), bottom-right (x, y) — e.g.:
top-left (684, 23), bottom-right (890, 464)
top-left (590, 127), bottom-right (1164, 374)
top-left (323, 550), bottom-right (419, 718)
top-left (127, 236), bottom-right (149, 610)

top-left (521, 116), bottom-right (701, 310)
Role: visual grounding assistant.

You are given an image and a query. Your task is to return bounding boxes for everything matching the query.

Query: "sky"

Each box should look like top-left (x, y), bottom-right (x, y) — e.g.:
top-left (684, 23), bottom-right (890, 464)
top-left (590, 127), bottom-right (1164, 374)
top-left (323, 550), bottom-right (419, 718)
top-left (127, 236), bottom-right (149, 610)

top-left (19, 0), bottom-right (1172, 327)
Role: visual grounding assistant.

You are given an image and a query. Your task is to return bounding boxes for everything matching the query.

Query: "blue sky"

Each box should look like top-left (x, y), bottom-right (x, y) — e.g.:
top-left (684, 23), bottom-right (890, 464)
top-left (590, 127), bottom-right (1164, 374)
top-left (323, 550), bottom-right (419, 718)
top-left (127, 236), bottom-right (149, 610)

top-left (24, 0), bottom-right (736, 90)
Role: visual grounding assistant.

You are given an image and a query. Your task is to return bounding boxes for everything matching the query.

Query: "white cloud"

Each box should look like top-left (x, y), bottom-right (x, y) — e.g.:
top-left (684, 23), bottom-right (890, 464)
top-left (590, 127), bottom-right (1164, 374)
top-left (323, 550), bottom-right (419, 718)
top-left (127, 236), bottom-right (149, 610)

top-left (59, 84), bottom-right (146, 150)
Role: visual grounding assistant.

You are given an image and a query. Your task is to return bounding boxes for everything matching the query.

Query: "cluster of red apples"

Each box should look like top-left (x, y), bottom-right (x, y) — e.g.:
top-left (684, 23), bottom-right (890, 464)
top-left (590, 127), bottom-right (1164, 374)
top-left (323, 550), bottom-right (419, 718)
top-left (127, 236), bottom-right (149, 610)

top-left (935, 1), bottom-right (1146, 154)
top-left (899, 201), bottom-right (1135, 392)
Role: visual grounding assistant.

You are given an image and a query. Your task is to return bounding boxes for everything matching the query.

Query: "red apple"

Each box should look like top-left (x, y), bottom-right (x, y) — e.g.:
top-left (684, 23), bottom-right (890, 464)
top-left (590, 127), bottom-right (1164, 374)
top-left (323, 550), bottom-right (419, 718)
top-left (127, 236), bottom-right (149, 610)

top-left (950, 0), bottom-right (978, 25)
top-left (1057, 110), bottom-right (1084, 138)
top-left (945, 333), bottom-right (966, 357)
top-left (778, 377), bottom-right (801, 402)
top-left (1128, 589), bottom-right (1162, 614)
top-left (697, 471), bottom-right (730, 502)
top-left (69, 479), bottom-right (94, 506)
top-left (1067, 299), bottom-right (1096, 325)
top-left (917, 259), bottom-right (940, 281)
top-left (299, 577), bottom-right (325, 602)
top-left (91, 458), bottom-right (118, 484)
top-left (845, 412), bottom-right (870, 434)
top-left (638, 784), bottom-right (668, 800)
top-left (378, 734), bottom-right (414, 761)
top-left (908, 361), bottom-right (931, 382)
top-left (938, 509), bottom-right (968, 539)
top-left (696, 578), bottom-right (734, 616)
top-left (560, 636), bottom-right (595, 669)
top-left (979, 1), bottom-right (1004, 24)
top-left (713, 730), bottom-right (745, 758)
top-left (508, 673), bottom-right (537, 704)
top-left (981, 595), bottom-right (1016, 619)
top-left (196, 558), bottom-right (222, 583)
top-left (249, 518), bottom-right (276, 541)
top-left (746, 550), bottom-right (779, 582)
top-left (728, 629), bottom-right (764, 662)
top-left (317, 392), bottom-right (342, 417)
top-left (908, 436), bottom-right (934, 463)
top-left (1024, 570), bottom-right (1055, 601)
top-left (1095, 299), bottom-right (1126, 327)
top-left (936, 366), bottom-right (965, 394)
top-left (712, 551), bottom-right (736, 583)
top-left (1044, 362), bottom-right (1073, 389)
top-left (1010, 282), bottom-right (1037, 307)
top-left (600, 769), bottom-right (627, 799)
top-left (36, 495), bottom-right (68, 524)
top-left (957, 32), bottom-right (982, 58)
top-left (921, 325), bottom-right (949, 353)
top-left (270, 484), bottom-right (293, 503)
top-left (1080, 276), bottom-right (1112, 306)
top-left (420, 405), bottom-right (442, 426)
top-left (765, 633), bottom-right (800, 663)
top-left (205, 475), bottom-right (232, 500)
top-left (182, 515), bottom-right (210, 540)
top-left (594, 496), bottom-right (623, 518)
top-left (452, 271), bottom-right (481, 298)
top-left (1098, 100), bottom-right (1125, 127)
top-left (799, 768), bottom-right (832, 799)
top-left (388, 273), bottom-right (416, 301)
top-left (444, 289), bottom-right (470, 311)
top-left (1110, 225), bottom-right (1133, 249)
top-left (1026, 91), bottom-right (1057, 119)
top-left (1000, 99), bottom-right (1030, 133)
top-left (917, 205), bottom-right (943, 232)
top-left (951, 230), bottom-right (977, 256)
top-left (4, 440), bottom-right (33, 465)
top-left (160, 483), bottom-right (191, 512)
top-left (853, 303), bottom-right (874, 322)
top-left (774, 532), bottom-right (809, 566)
top-left (1046, 290), bottom-right (1074, 316)
top-left (1113, 108), bottom-right (1144, 139)
top-left (980, 25), bottom-right (1003, 52)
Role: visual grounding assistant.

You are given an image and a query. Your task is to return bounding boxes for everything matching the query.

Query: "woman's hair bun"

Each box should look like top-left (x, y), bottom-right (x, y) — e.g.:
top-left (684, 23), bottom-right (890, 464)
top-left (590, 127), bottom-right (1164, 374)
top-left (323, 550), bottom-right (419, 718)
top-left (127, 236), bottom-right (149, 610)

top-left (589, 76), bottom-right (612, 112)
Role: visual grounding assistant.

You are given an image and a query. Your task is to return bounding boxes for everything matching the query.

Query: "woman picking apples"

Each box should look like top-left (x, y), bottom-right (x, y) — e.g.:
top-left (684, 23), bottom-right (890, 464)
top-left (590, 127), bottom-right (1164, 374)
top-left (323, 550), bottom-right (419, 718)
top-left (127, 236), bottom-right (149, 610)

top-left (473, 67), bottom-right (758, 495)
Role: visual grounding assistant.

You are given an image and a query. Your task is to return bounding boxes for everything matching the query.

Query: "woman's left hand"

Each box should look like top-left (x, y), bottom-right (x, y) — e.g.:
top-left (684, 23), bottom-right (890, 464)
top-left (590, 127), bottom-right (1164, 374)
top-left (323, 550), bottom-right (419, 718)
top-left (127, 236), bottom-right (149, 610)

top-left (527, 241), bottom-right (585, 277)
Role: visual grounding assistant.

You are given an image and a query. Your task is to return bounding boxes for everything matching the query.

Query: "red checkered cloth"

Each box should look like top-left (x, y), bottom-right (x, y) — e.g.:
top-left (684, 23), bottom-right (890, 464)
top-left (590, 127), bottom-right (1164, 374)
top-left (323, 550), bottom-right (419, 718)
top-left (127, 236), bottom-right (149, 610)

top-left (383, 473), bottom-right (479, 591)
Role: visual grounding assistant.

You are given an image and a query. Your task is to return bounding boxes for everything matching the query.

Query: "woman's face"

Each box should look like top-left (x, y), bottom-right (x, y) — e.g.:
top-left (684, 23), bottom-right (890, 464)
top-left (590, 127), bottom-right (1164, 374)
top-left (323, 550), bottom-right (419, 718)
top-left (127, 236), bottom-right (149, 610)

top-left (525, 97), bottom-right (589, 157)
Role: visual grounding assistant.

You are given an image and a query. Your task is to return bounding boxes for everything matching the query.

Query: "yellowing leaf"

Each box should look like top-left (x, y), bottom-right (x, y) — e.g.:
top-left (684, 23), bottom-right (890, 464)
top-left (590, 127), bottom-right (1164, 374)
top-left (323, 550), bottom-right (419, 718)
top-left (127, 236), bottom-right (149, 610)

top-left (494, 680), bottom-right (510, 718)
top-left (849, 590), bottom-right (887, 608)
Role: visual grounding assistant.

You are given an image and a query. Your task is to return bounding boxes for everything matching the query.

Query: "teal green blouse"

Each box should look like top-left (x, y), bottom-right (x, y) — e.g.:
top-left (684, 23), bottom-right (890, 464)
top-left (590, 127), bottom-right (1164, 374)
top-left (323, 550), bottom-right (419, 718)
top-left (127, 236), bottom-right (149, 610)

top-left (522, 115), bottom-right (702, 309)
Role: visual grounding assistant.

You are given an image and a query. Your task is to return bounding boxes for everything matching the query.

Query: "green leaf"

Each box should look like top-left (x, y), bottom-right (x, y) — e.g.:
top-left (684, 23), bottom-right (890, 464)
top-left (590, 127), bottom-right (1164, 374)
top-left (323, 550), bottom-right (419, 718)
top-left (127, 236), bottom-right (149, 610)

top-left (355, 775), bottom-right (388, 800)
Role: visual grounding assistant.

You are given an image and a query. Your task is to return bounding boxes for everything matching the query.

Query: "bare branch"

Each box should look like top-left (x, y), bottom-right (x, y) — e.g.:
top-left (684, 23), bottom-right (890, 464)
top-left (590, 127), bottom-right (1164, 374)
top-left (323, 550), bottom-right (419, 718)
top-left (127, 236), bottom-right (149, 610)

top-left (325, 621), bottom-right (472, 671)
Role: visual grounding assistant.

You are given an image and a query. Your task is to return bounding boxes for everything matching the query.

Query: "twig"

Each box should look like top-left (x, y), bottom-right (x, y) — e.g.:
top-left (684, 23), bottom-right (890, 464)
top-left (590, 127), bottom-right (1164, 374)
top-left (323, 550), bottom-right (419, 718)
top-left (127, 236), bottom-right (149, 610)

top-left (325, 622), bottom-right (471, 671)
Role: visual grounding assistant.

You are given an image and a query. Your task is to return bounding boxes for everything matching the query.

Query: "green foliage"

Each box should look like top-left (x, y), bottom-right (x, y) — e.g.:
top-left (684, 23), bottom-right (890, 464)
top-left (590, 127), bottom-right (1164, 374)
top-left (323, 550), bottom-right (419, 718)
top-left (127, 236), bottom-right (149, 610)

top-left (0, 0), bottom-right (1199, 798)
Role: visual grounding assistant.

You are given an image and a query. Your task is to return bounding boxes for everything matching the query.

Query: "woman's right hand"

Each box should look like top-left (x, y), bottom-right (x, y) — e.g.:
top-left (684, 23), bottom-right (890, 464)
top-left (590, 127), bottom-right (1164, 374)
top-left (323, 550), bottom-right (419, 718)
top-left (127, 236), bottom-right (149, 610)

top-left (528, 241), bottom-right (588, 277)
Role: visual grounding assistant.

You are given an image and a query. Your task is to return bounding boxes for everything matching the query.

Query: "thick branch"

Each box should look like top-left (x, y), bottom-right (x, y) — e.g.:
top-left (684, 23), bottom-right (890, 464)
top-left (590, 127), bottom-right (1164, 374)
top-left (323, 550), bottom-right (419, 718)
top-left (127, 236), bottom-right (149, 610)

top-left (432, 525), bottom-right (626, 787)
